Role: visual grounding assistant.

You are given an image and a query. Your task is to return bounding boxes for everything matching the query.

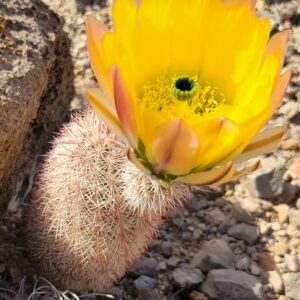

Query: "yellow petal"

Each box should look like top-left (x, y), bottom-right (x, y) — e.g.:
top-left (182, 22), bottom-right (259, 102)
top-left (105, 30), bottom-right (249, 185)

top-left (223, 0), bottom-right (256, 11)
top-left (87, 88), bottom-right (127, 142)
top-left (263, 30), bottom-right (289, 74)
top-left (148, 119), bottom-right (199, 176)
top-left (86, 15), bottom-right (113, 99)
top-left (176, 162), bottom-right (233, 185)
top-left (235, 124), bottom-right (287, 164)
top-left (113, 67), bottom-right (138, 148)
top-left (271, 68), bottom-right (292, 110)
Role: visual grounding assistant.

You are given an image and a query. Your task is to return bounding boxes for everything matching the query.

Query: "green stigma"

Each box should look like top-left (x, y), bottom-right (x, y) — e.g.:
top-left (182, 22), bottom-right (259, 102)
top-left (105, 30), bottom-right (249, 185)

top-left (172, 76), bottom-right (198, 101)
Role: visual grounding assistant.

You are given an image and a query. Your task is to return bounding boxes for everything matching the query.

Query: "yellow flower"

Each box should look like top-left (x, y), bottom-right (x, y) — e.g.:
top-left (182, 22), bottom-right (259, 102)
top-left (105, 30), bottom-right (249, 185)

top-left (86, 0), bottom-right (291, 186)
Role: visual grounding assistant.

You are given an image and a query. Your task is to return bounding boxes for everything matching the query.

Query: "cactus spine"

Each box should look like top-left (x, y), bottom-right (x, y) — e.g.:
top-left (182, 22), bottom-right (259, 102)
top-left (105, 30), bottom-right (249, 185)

top-left (24, 107), bottom-right (188, 292)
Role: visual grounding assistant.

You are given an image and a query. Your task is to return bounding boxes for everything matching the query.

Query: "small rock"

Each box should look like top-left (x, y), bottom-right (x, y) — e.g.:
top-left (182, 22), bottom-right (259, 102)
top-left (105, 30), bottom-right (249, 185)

top-left (137, 288), bottom-right (161, 300)
top-left (296, 198), bottom-right (300, 209)
top-left (269, 241), bottom-right (288, 256)
top-left (289, 209), bottom-right (300, 228)
top-left (228, 224), bottom-right (259, 245)
top-left (288, 156), bottom-right (300, 180)
top-left (242, 157), bottom-right (285, 199)
top-left (230, 202), bottom-right (253, 223)
top-left (280, 138), bottom-right (299, 150)
top-left (191, 239), bottom-right (235, 271)
top-left (158, 261), bottom-right (167, 271)
top-left (134, 276), bottom-right (156, 290)
top-left (268, 270), bottom-right (284, 294)
top-left (207, 208), bottom-right (226, 225)
top-left (202, 269), bottom-right (264, 300)
top-left (250, 264), bottom-right (261, 276)
top-left (281, 183), bottom-right (297, 204)
top-left (256, 252), bottom-right (276, 271)
top-left (283, 273), bottom-right (300, 300)
top-left (258, 221), bottom-right (271, 236)
top-left (236, 256), bottom-right (251, 271)
top-left (274, 204), bottom-right (289, 224)
top-left (131, 257), bottom-right (158, 277)
top-left (172, 266), bottom-right (204, 288)
top-left (167, 256), bottom-right (182, 268)
top-left (284, 254), bottom-right (300, 272)
top-left (161, 241), bottom-right (173, 258)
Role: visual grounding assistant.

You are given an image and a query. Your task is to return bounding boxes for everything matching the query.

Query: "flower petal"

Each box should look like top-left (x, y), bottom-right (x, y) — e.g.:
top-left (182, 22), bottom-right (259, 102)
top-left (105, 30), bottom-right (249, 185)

top-left (235, 124), bottom-right (287, 164)
top-left (86, 15), bottom-right (113, 99)
top-left (263, 30), bottom-right (289, 73)
top-left (87, 88), bottom-right (127, 142)
top-left (230, 159), bottom-right (261, 181)
top-left (148, 119), bottom-right (199, 176)
top-left (113, 67), bottom-right (138, 148)
top-left (271, 68), bottom-right (292, 110)
top-left (176, 162), bottom-right (234, 185)
top-left (223, 0), bottom-right (256, 11)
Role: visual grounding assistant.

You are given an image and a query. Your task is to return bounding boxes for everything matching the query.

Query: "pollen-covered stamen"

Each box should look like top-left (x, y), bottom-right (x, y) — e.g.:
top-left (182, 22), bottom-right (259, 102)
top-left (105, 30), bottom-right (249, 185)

top-left (172, 76), bottom-right (198, 101)
top-left (138, 73), bottom-right (226, 118)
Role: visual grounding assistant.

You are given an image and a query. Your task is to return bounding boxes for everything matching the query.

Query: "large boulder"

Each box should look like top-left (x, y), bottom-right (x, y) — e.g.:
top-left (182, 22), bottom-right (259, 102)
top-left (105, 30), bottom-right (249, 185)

top-left (0, 0), bottom-right (73, 212)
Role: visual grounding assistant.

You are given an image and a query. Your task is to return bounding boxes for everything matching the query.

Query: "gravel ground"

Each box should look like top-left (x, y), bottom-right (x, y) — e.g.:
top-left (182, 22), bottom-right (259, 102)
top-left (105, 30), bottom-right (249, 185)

top-left (1, 0), bottom-right (300, 299)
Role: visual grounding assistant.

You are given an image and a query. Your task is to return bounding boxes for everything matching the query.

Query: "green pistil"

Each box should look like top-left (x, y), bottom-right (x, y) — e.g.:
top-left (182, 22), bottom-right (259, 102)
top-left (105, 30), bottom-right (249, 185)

top-left (172, 76), bottom-right (198, 101)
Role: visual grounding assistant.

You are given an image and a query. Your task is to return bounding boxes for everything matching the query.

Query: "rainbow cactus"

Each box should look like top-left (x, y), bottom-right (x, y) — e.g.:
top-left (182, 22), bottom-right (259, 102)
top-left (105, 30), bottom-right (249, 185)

top-left (24, 107), bottom-right (189, 292)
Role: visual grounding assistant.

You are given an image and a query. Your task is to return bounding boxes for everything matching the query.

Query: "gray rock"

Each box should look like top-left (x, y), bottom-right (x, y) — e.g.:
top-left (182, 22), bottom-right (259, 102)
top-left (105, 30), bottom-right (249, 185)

top-left (134, 276), bottom-right (157, 290)
top-left (236, 256), bottom-right (251, 271)
top-left (228, 224), bottom-right (259, 245)
top-left (0, 0), bottom-right (73, 212)
top-left (172, 266), bottom-right (204, 288)
top-left (207, 208), bottom-right (226, 225)
top-left (131, 257), bottom-right (159, 277)
top-left (202, 269), bottom-right (264, 300)
top-left (137, 289), bottom-right (161, 300)
top-left (241, 157), bottom-right (285, 199)
top-left (268, 270), bottom-right (284, 294)
top-left (230, 202), bottom-right (253, 224)
top-left (289, 209), bottom-right (300, 228)
top-left (283, 273), bottom-right (300, 300)
top-left (191, 239), bottom-right (235, 271)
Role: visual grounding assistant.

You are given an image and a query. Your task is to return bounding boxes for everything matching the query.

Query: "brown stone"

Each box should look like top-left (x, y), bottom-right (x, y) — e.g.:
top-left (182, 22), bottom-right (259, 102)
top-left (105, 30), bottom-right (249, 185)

top-left (0, 0), bottom-right (73, 212)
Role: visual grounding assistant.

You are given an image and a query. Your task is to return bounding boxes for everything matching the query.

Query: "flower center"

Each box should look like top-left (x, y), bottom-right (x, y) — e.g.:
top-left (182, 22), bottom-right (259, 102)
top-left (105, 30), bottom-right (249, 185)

top-left (172, 76), bottom-right (198, 101)
top-left (138, 73), bottom-right (226, 118)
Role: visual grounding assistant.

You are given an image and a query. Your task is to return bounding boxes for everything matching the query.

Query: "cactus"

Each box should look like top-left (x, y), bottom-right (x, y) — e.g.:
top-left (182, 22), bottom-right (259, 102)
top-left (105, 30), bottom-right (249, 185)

top-left (24, 107), bottom-right (189, 292)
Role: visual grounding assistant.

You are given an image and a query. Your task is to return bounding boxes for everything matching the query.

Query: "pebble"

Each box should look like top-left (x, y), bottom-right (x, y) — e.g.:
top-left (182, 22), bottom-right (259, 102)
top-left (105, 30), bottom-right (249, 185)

top-left (207, 208), bottom-right (226, 225)
top-left (228, 223), bottom-right (259, 245)
top-left (288, 156), bottom-right (300, 180)
top-left (166, 256), bottom-right (182, 268)
top-left (191, 239), bottom-right (235, 271)
top-left (250, 263), bottom-right (262, 276)
top-left (289, 209), bottom-right (300, 228)
top-left (268, 270), bottom-right (284, 294)
top-left (236, 256), bottom-right (251, 271)
top-left (280, 138), bottom-right (299, 150)
top-left (241, 157), bottom-right (285, 199)
top-left (269, 241), bottom-right (288, 256)
top-left (137, 288), bottom-right (161, 300)
top-left (284, 254), bottom-right (300, 272)
top-left (202, 269), bottom-right (264, 300)
top-left (230, 202), bottom-right (253, 224)
top-left (134, 276), bottom-right (157, 290)
top-left (171, 266), bottom-right (204, 288)
top-left (130, 257), bottom-right (159, 277)
top-left (282, 272), bottom-right (300, 300)
top-left (274, 205), bottom-right (290, 224)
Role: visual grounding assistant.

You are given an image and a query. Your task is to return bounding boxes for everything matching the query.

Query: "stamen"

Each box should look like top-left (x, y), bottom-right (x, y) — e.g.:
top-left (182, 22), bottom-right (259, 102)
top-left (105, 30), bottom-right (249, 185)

top-left (138, 73), bottom-right (226, 119)
top-left (172, 76), bottom-right (198, 101)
